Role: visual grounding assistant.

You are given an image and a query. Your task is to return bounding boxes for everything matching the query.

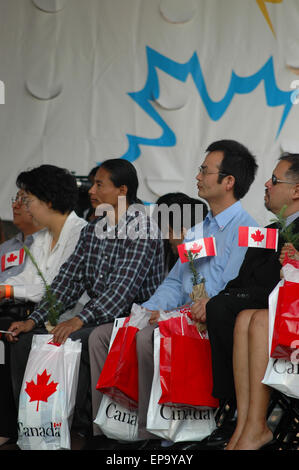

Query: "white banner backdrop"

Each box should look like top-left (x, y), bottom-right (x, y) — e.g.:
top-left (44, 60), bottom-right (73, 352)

top-left (0, 0), bottom-right (298, 224)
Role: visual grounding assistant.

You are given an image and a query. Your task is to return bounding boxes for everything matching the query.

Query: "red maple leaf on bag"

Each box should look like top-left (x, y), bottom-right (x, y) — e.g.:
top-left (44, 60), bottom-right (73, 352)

top-left (7, 253), bottom-right (17, 263)
top-left (25, 369), bottom-right (58, 412)
top-left (251, 229), bottom-right (265, 245)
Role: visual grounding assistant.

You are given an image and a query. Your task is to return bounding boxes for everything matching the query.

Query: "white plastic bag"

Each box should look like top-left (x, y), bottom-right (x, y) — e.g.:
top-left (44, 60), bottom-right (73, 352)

top-left (94, 317), bottom-right (140, 442)
top-left (146, 329), bottom-right (216, 442)
top-left (262, 280), bottom-right (299, 399)
top-left (17, 334), bottom-right (82, 450)
top-left (94, 395), bottom-right (139, 442)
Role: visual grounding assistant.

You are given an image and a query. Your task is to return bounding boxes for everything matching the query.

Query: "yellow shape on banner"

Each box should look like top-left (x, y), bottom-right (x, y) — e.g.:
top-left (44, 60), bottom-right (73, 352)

top-left (256, 0), bottom-right (283, 38)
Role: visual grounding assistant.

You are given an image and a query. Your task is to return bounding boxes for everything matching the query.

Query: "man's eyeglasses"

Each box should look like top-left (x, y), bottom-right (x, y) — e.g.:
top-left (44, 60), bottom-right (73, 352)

top-left (271, 174), bottom-right (298, 186)
top-left (198, 165), bottom-right (228, 177)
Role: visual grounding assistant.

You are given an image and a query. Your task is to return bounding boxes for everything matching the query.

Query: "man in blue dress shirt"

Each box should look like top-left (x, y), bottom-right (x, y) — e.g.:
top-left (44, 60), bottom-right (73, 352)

top-left (87, 139), bottom-right (259, 450)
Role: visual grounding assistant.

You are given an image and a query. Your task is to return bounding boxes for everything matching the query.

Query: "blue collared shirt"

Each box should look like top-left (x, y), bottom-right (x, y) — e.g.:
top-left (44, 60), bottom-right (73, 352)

top-left (143, 201), bottom-right (257, 311)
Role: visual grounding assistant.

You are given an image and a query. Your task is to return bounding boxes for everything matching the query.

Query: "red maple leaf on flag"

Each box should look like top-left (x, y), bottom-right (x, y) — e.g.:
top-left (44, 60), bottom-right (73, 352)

top-left (7, 253), bottom-right (17, 263)
top-left (191, 242), bottom-right (203, 253)
top-left (25, 369), bottom-right (58, 412)
top-left (251, 229), bottom-right (265, 245)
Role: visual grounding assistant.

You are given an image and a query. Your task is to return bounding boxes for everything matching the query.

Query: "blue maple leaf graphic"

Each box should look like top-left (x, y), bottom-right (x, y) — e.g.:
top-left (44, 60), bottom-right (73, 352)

top-left (111, 46), bottom-right (294, 163)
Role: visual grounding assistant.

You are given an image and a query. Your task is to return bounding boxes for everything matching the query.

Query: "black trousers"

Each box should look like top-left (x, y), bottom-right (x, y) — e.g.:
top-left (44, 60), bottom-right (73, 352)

top-left (9, 324), bottom-right (97, 437)
top-left (206, 291), bottom-right (266, 401)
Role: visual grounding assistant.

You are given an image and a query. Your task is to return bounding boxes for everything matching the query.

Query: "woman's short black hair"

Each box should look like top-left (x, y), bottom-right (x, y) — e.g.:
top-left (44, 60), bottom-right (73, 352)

top-left (16, 164), bottom-right (78, 214)
top-left (100, 158), bottom-right (140, 205)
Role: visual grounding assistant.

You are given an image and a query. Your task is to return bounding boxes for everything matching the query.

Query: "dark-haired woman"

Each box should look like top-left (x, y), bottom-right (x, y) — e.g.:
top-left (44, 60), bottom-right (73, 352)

top-left (0, 165), bottom-right (86, 304)
top-left (0, 164), bottom-right (87, 446)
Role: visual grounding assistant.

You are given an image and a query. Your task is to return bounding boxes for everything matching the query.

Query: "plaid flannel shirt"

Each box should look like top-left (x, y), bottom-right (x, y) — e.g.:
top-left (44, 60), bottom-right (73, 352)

top-left (29, 207), bottom-right (164, 326)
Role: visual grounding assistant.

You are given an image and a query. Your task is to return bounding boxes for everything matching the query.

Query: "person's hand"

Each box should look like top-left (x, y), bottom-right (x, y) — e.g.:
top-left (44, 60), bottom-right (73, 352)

top-left (190, 298), bottom-right (210, 324)
top-left (279, 243), bottom-right (298, 265)
top-left (147, 310), bottom-right (160, 325)
top-left (50, 317), bottom-right (84, 344)
top-left (6, 319), bottom-right (36, 342)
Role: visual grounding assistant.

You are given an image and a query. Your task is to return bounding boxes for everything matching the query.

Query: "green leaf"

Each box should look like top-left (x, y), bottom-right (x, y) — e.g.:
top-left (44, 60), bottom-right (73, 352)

top-left (185, 249), bottom-right (205, 286)
top-left (270, 205), bottom-right (299, 250)
top-left (23, 245), bottom-right (63, 326)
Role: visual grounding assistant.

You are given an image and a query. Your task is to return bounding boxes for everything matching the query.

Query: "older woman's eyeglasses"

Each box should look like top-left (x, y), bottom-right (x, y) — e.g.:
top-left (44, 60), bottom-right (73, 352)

top-left (11, 193), bottom-right (23, 205)
top-left (11, 193), bottom-right (32, 206)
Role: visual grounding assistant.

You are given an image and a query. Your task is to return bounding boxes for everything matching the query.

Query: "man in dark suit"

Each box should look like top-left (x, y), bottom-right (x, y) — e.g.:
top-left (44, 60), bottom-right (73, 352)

top-left (190, 152), bottom-right (299, 447)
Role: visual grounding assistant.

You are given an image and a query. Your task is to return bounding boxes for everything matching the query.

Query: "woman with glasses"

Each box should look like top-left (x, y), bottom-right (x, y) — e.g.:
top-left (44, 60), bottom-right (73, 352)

top-left (0, 165), bottom-right (87, 305)
top-left (0, 164), bottom-right (87, 447)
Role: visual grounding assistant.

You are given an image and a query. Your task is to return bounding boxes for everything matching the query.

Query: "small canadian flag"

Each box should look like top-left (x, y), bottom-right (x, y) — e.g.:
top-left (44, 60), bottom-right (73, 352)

top-left (177, 237), bottom-right (217, 263)
top-left (238, 227), bottom-right (278, 251)
top-left (1, 248), bottom-right (25, 272)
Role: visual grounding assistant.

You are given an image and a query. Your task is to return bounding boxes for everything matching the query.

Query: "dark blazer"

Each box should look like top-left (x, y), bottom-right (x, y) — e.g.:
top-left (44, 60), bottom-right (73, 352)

top-left (222, 217), bottom-right (299, 306)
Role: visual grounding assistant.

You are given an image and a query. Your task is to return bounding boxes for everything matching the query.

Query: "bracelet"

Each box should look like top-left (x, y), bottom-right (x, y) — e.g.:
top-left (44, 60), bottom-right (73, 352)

top-left (5, 285), bottom-right (12, 299)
